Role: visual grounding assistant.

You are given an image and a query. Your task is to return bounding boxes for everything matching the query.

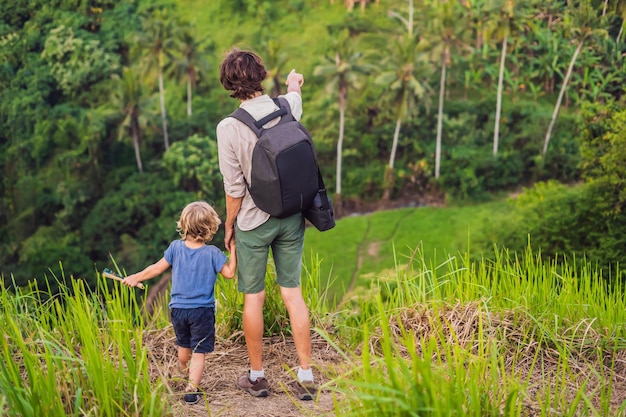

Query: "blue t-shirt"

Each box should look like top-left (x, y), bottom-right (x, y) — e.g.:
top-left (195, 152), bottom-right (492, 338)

top-left (164, 240), bottom-right (228, 309)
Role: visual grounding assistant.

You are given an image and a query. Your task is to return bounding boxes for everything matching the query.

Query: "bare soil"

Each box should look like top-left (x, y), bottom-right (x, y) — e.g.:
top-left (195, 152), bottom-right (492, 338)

top-left (143, 328), bottom-right (343, 417)
top-left (333, 188), bottom-right (445, 219)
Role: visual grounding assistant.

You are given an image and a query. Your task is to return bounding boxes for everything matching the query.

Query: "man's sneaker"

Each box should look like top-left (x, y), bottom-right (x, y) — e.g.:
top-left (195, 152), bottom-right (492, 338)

top-left (291, 380), bottom-right (317, 401)
top-left (184, 392), bottom-right (201, 404)
top-left (237, 372), bottom-right (269, 397)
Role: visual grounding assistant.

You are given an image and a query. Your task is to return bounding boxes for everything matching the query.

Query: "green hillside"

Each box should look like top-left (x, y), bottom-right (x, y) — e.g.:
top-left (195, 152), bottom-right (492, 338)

top-left (304, 199), bottom-right (510, 302)
top-left (1, 0), bottom-right (625, 298)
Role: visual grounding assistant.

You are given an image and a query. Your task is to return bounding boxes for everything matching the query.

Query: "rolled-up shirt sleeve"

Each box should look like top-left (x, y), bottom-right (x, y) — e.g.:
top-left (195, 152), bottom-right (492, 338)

top-left (216, 119), bottom-right (247, 198)
top-left (281, 91), bottom-right (303, 121)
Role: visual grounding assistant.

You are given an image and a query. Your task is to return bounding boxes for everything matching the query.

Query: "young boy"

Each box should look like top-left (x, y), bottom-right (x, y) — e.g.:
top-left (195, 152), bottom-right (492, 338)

top-left (122, 201), bottom-right (237, 404)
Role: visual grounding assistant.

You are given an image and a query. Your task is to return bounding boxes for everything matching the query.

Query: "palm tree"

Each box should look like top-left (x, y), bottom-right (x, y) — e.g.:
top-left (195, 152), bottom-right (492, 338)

top-left (169, 25), bottom-right (210, 118)
top-left (529, 27), bottom-right (562, 95)
top-left (314, 30), bottom-right (373, 203)
top-left (424, 0), bottom-right (467, 179)
top-left (464, 0), bottom-right (490, 54)
top-left (486, 0), bottom-right (535, 156)
top-left (137, 10), bottom-right (176, 151)
top-left (542, 0), bottom-right (607, 156)
top-left (613, 0), bottom-right (626, 43)
top-left (262, 40), bottom-right (288, 97)
top-left (111, 67), bottom-right (152, 173)
top-left (376, 0), bottom-right (428, 200)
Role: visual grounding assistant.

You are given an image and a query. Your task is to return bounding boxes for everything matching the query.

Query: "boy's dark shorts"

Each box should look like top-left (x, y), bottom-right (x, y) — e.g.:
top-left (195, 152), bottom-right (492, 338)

top-left (170, 307), bottom-right (215, 353)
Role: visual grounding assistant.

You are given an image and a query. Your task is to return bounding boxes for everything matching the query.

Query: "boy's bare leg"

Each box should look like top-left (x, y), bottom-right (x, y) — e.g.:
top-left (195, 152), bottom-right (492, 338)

top-left (178, 347), bottom-right (192, 374)
top-left (187, 352), bottom-right (206, 391)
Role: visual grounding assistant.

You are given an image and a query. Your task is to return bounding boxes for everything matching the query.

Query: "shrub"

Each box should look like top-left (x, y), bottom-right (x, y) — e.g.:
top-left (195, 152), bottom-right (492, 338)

top-left (475, 180), bottom-right (626, 282)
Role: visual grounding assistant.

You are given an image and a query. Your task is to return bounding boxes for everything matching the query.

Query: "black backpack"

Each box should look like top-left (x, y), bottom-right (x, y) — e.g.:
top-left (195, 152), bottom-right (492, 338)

top-left (229, 97), bottom-right (319, 218)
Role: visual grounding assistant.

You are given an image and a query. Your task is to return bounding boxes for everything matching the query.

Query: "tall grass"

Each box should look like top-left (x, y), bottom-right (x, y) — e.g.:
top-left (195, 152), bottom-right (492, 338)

top-left (0, 271), bottom-right (170, 417)
top-left (326, 245), bottom-right (626, 416)
top-left (331, 299), bottom-right (522, 416)
top-left (3, 242), bottom-right (626, 416)
top-left (0, 251), bottom-right (334, 416)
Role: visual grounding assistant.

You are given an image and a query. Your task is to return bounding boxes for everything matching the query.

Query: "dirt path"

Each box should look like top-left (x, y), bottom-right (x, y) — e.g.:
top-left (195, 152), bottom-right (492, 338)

top-left (342, 207), bottom-right (416, 298)
top-left (344, 217), bottom-right (371, 296)
top-left (145, 329), bottom-right (343, 417)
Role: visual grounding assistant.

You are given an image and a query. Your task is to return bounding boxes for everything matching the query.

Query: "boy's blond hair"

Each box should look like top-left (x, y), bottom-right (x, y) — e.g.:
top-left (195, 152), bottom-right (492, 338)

top-left (176, 201), bottom-right (221, 242)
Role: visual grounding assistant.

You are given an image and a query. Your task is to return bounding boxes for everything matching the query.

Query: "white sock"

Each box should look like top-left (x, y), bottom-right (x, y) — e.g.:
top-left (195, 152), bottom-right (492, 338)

top-left (249, 368), bottom-right (265, 382)
top-left (297, 367), bottom-right (313, 383)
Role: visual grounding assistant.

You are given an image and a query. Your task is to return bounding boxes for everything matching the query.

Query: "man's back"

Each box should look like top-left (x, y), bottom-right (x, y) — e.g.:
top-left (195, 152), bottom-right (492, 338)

top-left (216, 92), bottom-right (303, 230)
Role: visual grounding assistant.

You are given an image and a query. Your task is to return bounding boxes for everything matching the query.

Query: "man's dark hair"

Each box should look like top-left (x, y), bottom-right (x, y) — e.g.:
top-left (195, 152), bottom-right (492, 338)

top-left (219, 48), bottom-right (267, 100)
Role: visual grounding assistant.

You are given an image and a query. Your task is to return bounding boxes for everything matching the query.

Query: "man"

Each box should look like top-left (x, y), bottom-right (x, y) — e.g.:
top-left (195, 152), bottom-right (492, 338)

top-left (216, 48), bottom-right (317, 401)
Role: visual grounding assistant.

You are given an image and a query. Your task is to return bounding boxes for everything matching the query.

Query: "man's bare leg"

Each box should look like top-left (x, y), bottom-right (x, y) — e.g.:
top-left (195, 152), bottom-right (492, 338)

top-left (280, 286), bottom-right (311, 370)
top-left (243, 291), bottom-right (266, 371)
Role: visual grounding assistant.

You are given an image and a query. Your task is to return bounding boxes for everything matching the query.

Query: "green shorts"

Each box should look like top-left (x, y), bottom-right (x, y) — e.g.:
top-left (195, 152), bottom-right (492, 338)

top-left (236, 213), bottom-right (305, 294)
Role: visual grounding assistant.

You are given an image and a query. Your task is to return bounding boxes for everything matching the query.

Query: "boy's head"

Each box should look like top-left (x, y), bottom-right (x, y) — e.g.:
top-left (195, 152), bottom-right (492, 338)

top-left (177, 201), bottom-right (221, 243)
top-left (219, 48), bottom-right (267, 100)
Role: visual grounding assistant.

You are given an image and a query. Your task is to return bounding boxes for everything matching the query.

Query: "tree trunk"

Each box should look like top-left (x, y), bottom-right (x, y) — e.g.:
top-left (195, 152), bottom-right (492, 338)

top-left (435, 49), bottom-right (447, 179)
top-left (158, 68), bottom-right (170, 150)
top-left (389, 117), bottom-right (401, 170)
top-left (131, 116), bottom-right (143, 173)
top-left (142, 272), bottom-right (171, 317)
top-left (187, 78), bottom-right (192, 117)
top-left (383, 118), bottom-right (402, 201)
top-left (493, 36), bottom-right (507, 157)
top-left (336, 93), bottom-right (345, 196)
top-left (543, 40), bottom-right (583, 156)
top-left (272, 75), bottom-right (283, 96)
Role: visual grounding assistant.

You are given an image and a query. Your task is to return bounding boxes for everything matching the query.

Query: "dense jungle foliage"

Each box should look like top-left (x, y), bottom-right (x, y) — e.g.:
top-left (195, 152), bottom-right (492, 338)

top-left (1, 0), bottom-right (625, 288)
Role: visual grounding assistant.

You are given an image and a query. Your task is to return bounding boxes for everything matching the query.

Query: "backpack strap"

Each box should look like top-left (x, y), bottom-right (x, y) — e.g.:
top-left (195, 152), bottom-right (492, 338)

top-left (315, 167), bottom-right (331, 211)
top-left (274, 97), bottom-right (292, 116)
top-left (229, 97), bottom-right (293, 137)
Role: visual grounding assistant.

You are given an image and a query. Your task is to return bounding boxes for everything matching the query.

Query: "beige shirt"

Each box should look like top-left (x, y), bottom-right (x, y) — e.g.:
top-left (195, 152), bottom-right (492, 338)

top-left (216, 92), bottom-right (303, 231)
